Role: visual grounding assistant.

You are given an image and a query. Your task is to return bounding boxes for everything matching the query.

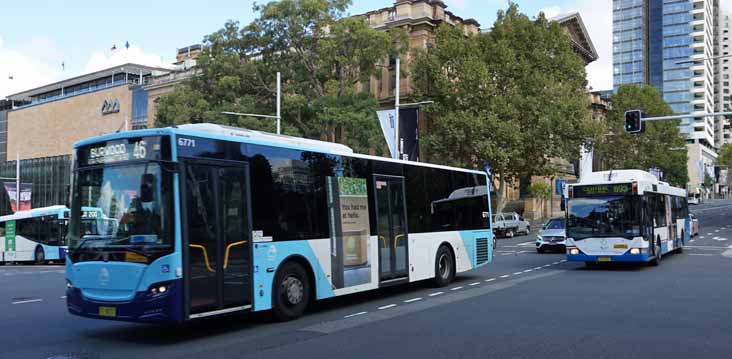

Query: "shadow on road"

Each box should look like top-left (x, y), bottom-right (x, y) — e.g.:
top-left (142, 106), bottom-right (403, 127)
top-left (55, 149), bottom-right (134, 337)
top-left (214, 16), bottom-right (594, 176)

top-left (77, 275), bottom-right (484, 346)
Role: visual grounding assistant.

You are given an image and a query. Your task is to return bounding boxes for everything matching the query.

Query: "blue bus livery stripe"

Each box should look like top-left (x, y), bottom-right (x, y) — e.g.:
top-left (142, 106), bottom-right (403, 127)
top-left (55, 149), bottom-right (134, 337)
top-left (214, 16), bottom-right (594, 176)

top-left (251, 240), bottom-right (335, 312)
top-left (567, 252), bottom-right (651, 263)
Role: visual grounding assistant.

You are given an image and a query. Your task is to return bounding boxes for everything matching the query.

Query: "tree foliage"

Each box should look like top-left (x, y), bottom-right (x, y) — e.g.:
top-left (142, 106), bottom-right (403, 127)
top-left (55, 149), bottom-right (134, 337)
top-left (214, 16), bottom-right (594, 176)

top-left (717, 143), bottom-right (732, 182)
top-left (411, 4), bottom-right (597, 211)
top-left (155, 0), bottom-right (406, 153)
top-left (594, 84), bottom-right (688, 187)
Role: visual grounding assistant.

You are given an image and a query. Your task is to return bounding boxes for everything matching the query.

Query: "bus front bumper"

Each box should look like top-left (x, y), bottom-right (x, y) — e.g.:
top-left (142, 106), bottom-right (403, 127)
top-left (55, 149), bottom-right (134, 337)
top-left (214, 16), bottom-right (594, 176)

top-left (566, 252), bottom-right (650, 263)
top-left (66, 279), bottom-right (183, 323)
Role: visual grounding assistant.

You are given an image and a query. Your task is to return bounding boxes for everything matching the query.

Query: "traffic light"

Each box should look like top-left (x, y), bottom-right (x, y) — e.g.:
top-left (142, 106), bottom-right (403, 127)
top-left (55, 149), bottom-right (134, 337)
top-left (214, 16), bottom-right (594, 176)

top-left (624, 109), bottom-right (644, 133)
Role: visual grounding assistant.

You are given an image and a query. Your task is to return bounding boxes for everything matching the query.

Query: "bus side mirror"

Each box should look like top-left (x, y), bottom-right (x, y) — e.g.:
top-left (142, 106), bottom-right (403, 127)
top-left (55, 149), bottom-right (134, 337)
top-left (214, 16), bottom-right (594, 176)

top-left (140, 174), bottom-right (156, 203)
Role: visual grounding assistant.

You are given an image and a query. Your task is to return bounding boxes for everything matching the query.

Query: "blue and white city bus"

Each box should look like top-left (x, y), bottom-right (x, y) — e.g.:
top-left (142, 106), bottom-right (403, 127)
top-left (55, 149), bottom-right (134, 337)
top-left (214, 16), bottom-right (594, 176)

top-left (565, 170), bottom-right (690, 266)
top-left (0, 205), bottom-right (70, 264)
top-left (65, 124), bottom-right (494, 322)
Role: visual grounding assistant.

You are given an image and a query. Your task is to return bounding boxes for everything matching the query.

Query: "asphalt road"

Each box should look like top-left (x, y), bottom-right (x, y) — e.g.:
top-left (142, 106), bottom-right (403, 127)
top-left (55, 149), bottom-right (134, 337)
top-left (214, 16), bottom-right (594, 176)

top-left (1, 200), bottom-right (731, 359)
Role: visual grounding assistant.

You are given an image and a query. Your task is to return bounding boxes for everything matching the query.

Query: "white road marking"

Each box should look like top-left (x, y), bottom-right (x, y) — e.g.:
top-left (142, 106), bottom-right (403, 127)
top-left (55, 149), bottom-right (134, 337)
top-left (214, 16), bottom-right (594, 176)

top-left (560, 259), bottom-right (567, 262)
top-left (716, 238), bottom-right (729, 241)
top-left (12, 299), bottom-right (43, 305)
top-left (500, 275), bottom-right (510, 278)
top-left (429, 292), bottom-right (444, 297)
top-left (513, 272), bottom-right (523, 275)
top-left (469, 282), bottom-right (481, 286)
top-left (378, 304), bottom-right (397, 310)
top-left (404, 297), bottom-right (423, 303)
top-left (543, 264), bottom-right (551, 267)
top-left (344, 311), bottom-right (367, 318)
top-left (552, 262), bottom-right (560, 265)
top-left (707, 233), bottom-right (713, 236)
top-left (700, 236), bottom-right (705, 239)
top-left (523, 269), bottom-right (533, 273)
top-left (451, 286), bottom-right (464, 291)
top-left (533, 267), bottom-right (542, 270)
top-left (517, 241), bottom-right (535, 247)
top-left (689, 253), bottom-right (715, 256)
top-left (691, 240), bottom-right (696, 242)
top-left (484, 278), bottom-right (496, 282)
top-left (60, 296), bottom-right (66, 299)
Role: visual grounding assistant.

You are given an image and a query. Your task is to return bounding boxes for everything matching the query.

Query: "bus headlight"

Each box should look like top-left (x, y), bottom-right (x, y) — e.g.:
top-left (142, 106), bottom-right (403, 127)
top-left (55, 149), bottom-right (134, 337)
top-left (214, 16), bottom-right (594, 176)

top-left (568, 248), bottom-right (580, 255)
top-left (66, 280), bottom-right (73, 289)
top-left (148, 283), bottom-right (172, 297)
top-left (630, 248), bottom-right (641, 255)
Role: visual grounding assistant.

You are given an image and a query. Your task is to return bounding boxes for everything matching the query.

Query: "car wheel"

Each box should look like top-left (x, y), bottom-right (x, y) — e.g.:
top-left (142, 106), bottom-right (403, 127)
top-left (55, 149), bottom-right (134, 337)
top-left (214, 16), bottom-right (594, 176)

top-left (433, 245), bottom-right (455, 287)
top-left (506, 229), bottom-right (515, 238)
top-left (272, 261), bottom-right (311, 321)
top-left (34, 246), bottom-right (45, 265)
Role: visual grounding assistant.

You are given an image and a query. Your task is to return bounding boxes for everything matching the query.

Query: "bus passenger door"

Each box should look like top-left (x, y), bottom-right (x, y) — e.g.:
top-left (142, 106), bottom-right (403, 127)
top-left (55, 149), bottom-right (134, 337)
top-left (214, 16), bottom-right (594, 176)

top-left (374, 175), bottom-right (409, 283)
top-left (183, 161), bottom-right (252, 318)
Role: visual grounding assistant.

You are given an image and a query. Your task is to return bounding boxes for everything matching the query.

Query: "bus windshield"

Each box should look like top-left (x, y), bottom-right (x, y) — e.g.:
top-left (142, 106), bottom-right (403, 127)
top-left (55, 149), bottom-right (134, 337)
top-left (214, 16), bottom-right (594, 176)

top-left (68, 163), bottom-right (173, 263)
top-left (567, 196), bottom-right (641, 240)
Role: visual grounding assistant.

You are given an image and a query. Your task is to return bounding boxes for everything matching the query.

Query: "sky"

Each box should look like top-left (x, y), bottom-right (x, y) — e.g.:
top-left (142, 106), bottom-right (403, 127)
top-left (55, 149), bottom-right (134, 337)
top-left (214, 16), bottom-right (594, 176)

top-left (0, 0), bottom-right (726, 99)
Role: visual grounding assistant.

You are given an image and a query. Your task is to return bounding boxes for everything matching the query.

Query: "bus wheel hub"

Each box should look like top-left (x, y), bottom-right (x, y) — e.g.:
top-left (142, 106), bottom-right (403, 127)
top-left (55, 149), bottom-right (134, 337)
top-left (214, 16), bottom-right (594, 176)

top-left (284, 276), bottom-right (304, 305)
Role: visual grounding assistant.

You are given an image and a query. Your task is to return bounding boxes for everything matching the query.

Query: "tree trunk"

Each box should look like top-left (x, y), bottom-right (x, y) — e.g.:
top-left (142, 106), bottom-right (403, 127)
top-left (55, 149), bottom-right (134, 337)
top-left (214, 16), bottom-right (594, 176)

top-left (494, 175), bottom-right (508, 214)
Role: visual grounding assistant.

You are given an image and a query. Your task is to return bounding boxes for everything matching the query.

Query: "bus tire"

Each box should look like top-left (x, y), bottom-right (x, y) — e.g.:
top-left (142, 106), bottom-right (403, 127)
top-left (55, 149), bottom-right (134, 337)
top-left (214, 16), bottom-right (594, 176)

top-left (34, 246), bottom-right (45, 265)
top-left (676, 239), bottom-right (684, 254)
top-left (272, 261), bottom-right (310, 322)
top-left (433, 245), bottom-right (455, 287)
top-left (649, 239), bottom-right (662, 266)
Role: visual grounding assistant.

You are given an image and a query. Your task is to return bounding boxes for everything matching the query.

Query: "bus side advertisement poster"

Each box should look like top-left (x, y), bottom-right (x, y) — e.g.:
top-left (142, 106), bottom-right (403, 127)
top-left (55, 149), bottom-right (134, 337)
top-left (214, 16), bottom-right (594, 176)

top-left (5, 220), bottom-right (15, 251)
top-left (574, 183), bottom-right (633, 197)
top-left (77, 136), bottom-right (169, 167)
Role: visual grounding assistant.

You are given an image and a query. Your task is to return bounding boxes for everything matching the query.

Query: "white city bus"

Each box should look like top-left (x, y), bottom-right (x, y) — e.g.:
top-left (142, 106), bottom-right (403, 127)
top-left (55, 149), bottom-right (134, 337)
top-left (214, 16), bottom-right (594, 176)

top-left (0, 205), bottom-right (70, 264)
top-left (565, 170), bottom-right (690, 266)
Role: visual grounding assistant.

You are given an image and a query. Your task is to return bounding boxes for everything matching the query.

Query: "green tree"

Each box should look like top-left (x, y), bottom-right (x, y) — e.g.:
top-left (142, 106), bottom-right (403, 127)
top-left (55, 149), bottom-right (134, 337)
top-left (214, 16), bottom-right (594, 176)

top-left (155, 0), bottom-right (406, 153)
top-left (412, 5), bottom-right (597, 212)
top-left (717, 143), bottom-right (732, 188)
top-left (594, 84), bottom-right (688, 187)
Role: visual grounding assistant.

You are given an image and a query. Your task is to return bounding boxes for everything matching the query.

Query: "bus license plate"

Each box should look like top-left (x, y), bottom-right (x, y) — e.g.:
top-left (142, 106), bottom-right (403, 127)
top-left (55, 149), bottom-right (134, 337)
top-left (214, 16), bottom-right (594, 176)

top-left (598, 257), bottom-right (612, 262)
top-left (99, 306), bottom-right (117, 317)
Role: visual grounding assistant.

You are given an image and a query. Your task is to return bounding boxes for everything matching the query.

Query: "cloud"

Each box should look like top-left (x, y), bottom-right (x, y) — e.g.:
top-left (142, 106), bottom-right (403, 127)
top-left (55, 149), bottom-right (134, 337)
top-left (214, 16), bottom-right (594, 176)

top-left (539, 1), bottom-right (613, 90)
top-left (84, 44), bottom-right (172, 73)
top-left (0, 37), bottom-right (65, 99)
top-left (571, 0), bottom-right (613, 90)
top-left (538, 6), bottom-right (562, 19)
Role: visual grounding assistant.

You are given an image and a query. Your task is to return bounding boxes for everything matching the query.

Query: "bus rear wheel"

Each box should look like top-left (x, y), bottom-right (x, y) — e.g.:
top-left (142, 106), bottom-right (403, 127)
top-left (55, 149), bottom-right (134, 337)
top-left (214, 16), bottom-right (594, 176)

top-left (433, 245), bottom-right (455, 287)
top-left (34, 247), bottom-right (45, 265)
top-left (272, 261), bottom-right (310, 321)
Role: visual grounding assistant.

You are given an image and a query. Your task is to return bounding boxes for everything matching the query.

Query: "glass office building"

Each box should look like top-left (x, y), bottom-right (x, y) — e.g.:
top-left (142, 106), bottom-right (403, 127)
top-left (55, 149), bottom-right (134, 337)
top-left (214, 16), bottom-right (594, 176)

top-left (613, 0), bottom-right (718, 148)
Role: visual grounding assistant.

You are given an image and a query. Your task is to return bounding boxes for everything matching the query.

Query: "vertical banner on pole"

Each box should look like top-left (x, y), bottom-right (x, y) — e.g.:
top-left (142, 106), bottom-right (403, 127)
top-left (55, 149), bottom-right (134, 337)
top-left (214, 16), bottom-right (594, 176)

top-left (376, 110), bottom-right (397, 158)
top-left (399, 108), bottom-right (419, 162)
top-left (4, 182), bottom-right (32, 212)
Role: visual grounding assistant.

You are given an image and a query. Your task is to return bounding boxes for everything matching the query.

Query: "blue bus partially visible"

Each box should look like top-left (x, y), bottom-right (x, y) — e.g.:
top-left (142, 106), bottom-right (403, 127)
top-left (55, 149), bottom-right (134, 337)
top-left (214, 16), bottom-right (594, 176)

top-left (65, 124), bottom-right (494, 323)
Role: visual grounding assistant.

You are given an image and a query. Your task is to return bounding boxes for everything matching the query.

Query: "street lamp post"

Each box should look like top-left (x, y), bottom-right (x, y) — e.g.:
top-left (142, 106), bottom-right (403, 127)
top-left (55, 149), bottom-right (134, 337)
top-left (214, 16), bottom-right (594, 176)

top-left (222, 72), bottom-right (282, 135)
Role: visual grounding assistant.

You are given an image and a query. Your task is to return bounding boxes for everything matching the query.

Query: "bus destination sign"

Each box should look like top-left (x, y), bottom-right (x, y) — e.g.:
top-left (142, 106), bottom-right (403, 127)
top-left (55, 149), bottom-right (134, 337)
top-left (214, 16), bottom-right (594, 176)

top-left (574, 183), bottom-right (632, 197)
top-left (78, 136), bottom-right (167, 166)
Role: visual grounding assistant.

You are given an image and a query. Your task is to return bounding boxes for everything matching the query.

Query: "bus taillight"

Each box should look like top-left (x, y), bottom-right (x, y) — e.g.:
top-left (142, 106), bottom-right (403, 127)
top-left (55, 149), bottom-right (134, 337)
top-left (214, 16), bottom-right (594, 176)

top-left (632, 182), bottom-right (638, 194)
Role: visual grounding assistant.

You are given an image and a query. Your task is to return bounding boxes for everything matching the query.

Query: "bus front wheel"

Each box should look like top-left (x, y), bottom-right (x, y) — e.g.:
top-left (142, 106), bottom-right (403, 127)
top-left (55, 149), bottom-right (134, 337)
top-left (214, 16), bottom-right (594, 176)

top-left (34, 247), bottom-right (45, 265)
top-left (272, 261), bottom-right (310, 321)
top-left (433, 245), bottom-right (455, 287)
top-left (649, 240), bottom-right (662, 267)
